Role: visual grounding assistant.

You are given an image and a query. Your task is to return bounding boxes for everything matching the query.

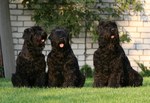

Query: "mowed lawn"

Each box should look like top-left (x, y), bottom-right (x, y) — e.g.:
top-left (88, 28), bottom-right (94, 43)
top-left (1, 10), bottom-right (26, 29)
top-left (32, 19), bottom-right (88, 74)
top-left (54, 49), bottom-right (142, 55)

top-left (0, 77), bottom-right (150, 103)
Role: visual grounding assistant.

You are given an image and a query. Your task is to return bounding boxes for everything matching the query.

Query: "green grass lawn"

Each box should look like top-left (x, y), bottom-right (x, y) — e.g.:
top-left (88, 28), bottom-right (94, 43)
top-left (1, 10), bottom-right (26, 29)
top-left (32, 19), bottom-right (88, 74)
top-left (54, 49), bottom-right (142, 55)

top-left (0, 77), bottom-right (150, 103)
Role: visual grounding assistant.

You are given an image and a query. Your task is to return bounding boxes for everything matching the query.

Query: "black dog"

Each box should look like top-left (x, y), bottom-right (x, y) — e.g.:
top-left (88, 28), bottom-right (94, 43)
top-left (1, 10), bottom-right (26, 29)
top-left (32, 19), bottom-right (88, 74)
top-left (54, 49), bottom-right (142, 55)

top-left (11, 26), bottom-right (47, 87)
top-left (93, 21), bottom-right (143, 87)
top-left (47, 27), bottom-right (85, 87)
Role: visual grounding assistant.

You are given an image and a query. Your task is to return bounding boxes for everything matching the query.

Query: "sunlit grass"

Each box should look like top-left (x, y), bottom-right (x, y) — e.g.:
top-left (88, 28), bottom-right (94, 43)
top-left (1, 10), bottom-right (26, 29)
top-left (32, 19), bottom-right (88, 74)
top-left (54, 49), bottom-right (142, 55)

top-left (0, 77), bottom-right (150, 103)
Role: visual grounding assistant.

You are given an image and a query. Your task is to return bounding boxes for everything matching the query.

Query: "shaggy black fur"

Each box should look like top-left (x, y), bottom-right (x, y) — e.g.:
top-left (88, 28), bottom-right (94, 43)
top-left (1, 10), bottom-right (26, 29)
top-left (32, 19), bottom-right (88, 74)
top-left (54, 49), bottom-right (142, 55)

top-left (47, 27), bottom-right (85, 87)
top-left (93, 21), bottom-right (143, 87)
top-left (11, 26), bottom-right (47, 87)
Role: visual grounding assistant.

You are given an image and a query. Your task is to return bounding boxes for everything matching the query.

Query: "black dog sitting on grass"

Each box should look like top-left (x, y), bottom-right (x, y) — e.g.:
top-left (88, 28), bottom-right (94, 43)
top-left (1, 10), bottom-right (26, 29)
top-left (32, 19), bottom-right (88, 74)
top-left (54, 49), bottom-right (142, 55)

top-left (11, 26), bottom-right (47, 87)
top-left (47, 27), bottom-right (85, 87)
top-left (93, 21), bottom-right (143, 87)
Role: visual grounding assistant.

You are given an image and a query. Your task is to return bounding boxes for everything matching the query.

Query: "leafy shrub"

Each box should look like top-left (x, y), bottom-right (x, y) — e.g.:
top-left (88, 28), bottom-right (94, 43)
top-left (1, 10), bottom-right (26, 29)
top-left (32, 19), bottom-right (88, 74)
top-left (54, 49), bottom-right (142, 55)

top-left (135, 60), bottom-right (150, 77)
top-left (80, 64), bottom-right (93, 78)
top-left (19, 0), bottom-right (144, 42)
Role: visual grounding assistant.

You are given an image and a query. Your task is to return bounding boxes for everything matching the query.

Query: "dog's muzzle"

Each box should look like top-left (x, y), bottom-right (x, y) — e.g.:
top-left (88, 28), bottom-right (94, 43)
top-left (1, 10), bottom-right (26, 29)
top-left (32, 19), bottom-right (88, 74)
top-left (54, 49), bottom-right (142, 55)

top-left (59, 42), bottom-right (65, 48)
top-left (111, 35), bottom-right (115, 39)
top-left (110, 28), bottom-right (117, 39)
top-left (58, 38), bottom-right (66, 48)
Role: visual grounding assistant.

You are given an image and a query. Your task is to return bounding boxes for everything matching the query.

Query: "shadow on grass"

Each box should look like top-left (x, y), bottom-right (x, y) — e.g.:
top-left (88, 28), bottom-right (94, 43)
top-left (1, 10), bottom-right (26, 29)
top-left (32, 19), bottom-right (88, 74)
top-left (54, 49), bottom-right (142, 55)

top-left (0, 77), bottom-right (150, 88)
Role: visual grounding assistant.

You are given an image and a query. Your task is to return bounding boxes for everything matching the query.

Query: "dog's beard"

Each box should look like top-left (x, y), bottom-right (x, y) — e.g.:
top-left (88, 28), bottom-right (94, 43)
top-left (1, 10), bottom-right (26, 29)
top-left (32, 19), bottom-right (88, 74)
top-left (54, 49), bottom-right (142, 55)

top-left (59, 43), bottom-right (65, 48)
top-left (110, 34), bottom-right (119, 43)
top-left (107, 34), bottom-right (119, 50)
top-left (111, 35), bottom-right (115, 39)
top-left (32, 34), bottom-right (46, 46)
top-left (58, 42), bottom-right (66, 49)
top-left (58, 40), bottom-right (67, 49)
top-left (30, 39), bottom-right (46, 54)
top-left (37, 34), bottom-right (47, 43)
top-left (41, 39), bottom-right (45, 43)
top-left (98, 33), bottom-right (119, 49)
top-left (103, 32), bottom-right (119, 43)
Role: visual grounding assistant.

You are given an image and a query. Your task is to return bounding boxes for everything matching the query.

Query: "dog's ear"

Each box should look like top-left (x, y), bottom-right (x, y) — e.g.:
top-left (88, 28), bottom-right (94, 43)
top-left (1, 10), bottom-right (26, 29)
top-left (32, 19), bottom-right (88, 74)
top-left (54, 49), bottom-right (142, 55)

top-left (97, 21), bottom-right (105, 34)
top-left (64, 28), bottom-right (69, 36)
top-left (22, 28), bottom-right (33, 40)
top-left (111, 21), bottom-right (117, 27)
top-left (98, 20), bottom-right (105, 26)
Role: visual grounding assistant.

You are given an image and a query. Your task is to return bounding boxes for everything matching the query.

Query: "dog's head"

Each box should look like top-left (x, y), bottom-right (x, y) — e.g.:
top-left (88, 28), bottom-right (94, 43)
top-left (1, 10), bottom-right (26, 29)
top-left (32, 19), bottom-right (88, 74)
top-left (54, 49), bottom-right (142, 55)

top-left (23, 26), bottom-right (47, 49)
top-left (97, 21), bottom-right (119, 44)
top-left (49, 27), bottom-right (69, 50)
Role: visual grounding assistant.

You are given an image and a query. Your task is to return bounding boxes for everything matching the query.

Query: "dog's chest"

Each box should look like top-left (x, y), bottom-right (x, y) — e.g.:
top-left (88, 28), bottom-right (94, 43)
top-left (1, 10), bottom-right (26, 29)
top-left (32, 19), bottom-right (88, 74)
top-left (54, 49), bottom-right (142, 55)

top-left (50, 52), bottom-right (67, 65)
top-left (56, 57), bottom-right (66, 66)
top-left (97, 47), bottom-right (121, 61)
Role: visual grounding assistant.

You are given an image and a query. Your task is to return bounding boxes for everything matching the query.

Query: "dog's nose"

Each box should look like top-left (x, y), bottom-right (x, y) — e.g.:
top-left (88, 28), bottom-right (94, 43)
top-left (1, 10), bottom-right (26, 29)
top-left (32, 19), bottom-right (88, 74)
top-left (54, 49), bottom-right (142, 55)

top-left (111, 28), bottom-right (115, 32)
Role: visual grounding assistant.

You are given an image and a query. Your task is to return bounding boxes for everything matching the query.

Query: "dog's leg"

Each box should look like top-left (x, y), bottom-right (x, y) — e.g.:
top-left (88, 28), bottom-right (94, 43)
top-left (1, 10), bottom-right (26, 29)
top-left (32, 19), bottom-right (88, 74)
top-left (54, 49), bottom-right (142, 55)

top-left (11, 73), bottom-right (29, 87)
top-left (108, 73), bottom-right (121, 87)
top-left (35, 72), bottom-right (48, 87)
top-left (48, 71), bottom-right (64, 87)
top-left (63, 71), bottom-right (76, 87)
top-left (11, 73), bottom-right (22, 87)
top-left (93, 73), bottom-right (108, 87)
top-left (63, 59), bottom-right (80, 87)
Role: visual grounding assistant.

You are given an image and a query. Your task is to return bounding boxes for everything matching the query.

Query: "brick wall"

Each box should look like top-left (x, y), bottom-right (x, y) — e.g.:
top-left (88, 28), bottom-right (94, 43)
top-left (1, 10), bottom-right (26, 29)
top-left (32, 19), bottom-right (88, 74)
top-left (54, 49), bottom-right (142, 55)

top-left (10, 0), bottom-right (150, 71)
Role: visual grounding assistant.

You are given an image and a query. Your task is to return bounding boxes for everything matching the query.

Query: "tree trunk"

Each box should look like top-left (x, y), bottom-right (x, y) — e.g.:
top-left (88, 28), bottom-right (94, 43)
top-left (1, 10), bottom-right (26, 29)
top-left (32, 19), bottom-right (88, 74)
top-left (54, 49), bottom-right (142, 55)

top-left (0, 0), bottom-right (15, 79)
